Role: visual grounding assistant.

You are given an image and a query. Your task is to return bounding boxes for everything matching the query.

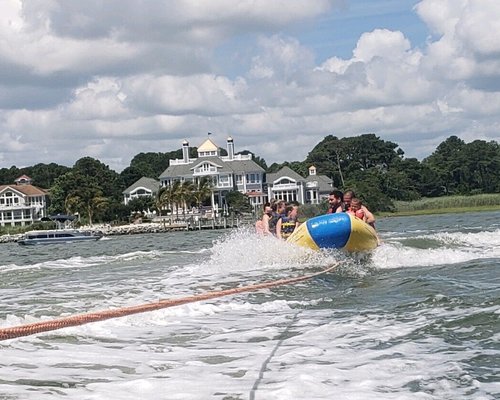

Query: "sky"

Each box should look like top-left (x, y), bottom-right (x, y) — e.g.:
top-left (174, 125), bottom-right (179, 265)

top-left (1, 0), bottom-right (499, 172)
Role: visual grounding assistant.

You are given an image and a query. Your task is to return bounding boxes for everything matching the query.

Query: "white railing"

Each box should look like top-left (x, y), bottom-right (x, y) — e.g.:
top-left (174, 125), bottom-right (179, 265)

top-left (169, 158), bottom-right (197, 166)
top-left (271, 183), bottom-right (299, 190)
top-left (193, 167), bottom-right (218, 175)
top-left (220, 154), bottom-right (252, 161)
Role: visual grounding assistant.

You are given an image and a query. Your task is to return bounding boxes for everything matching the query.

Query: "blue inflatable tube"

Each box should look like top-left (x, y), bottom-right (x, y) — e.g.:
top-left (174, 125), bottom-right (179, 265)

top-left (286, 213), bottom-right (378, 252)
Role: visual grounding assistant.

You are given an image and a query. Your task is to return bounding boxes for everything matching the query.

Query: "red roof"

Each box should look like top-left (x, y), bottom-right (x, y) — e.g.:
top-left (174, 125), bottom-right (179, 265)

top-left (0, 184), bottom-right (48, 196)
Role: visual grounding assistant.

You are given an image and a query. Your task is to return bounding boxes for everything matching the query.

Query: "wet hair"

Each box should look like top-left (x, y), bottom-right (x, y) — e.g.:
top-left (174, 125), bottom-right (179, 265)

top-left (351, 197), bottom-right (362, 207)
top-left (329, 190), bottom-right (343, 200)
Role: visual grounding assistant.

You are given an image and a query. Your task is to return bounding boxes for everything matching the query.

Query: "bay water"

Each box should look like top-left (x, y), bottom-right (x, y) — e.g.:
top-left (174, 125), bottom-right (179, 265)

top-left (1, 211), bottom-right (499, 399)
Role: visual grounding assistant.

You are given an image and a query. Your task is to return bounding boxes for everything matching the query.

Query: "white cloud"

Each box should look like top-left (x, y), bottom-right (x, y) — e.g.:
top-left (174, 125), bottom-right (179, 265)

top-left (0, 0), bottom-right (499, 172)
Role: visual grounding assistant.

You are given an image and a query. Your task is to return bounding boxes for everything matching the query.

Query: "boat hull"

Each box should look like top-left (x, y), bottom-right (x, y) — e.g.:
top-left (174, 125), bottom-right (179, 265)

top-left (17, 230), bottom-right (103, 245)
top-left (286, 213), bottom-right (378, 252)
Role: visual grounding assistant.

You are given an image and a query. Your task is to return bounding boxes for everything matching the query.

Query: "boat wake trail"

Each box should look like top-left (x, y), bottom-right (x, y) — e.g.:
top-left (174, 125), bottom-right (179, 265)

top-left (372, 228), bottom-right (500, 270)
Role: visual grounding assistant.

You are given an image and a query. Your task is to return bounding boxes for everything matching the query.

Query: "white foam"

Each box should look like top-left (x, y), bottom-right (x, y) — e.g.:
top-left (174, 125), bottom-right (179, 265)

top-left (372, 229), bottom-right (500, 270)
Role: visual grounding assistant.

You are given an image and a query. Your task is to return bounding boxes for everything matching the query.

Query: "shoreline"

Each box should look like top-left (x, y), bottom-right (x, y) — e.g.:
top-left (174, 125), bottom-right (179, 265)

top-left (0, 221), bottom-right (237, 244)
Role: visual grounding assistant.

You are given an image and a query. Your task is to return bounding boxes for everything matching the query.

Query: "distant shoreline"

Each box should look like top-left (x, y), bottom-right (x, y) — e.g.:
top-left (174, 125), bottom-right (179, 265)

top-left (378, 205), bottom-right (500, 218)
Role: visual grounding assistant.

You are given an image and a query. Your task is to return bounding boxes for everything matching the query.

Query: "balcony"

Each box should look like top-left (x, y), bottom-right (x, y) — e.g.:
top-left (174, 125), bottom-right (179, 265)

top-left (271, 183), bottom-right (299, 191)
top-left (193, 167), bottom-right (218, 176)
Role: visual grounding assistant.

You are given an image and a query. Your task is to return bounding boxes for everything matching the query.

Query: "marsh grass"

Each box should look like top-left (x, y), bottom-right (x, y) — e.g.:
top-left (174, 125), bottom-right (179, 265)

top-left (381, 193), bottom-right (500, 216)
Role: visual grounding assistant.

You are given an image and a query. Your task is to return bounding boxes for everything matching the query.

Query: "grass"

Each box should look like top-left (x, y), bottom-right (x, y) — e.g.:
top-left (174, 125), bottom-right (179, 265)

top-left (379, 193), bottom-right (500, 217)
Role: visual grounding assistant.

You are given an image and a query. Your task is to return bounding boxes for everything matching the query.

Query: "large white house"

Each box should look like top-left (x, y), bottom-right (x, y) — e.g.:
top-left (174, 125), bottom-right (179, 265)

top-left (159, 136), bottom-right (266, 211)
top-left (122, 135), bottom-right (333, 211)
top-left (0, 175), bottom-right (49, 227)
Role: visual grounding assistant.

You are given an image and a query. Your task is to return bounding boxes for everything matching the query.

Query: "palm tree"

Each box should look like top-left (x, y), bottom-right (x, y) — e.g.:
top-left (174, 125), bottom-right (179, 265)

top-left (192, 177), bottom-right (213, 209)
top-left (64, 193), bottom-right (83, 216)
top-left (66, 186), bottom-right (109, 225)
top-left (86, 194), bottom-right (109, 225)
top-left (154, 187), bottom-right (168, 216)
top-left (161, 181), bottom-right (181, 217)
top-left (176, 180), bottom-right (194, 217)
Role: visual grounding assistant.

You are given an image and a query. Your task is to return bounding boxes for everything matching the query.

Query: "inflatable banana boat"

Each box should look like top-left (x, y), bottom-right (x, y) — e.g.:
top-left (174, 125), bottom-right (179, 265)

top-left (286, 213), bottom-right (378, 252)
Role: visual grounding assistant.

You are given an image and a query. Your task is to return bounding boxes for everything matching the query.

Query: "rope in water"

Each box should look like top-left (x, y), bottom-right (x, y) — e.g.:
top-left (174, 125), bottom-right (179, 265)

top-left (0, 263), bottom-right (339, 341)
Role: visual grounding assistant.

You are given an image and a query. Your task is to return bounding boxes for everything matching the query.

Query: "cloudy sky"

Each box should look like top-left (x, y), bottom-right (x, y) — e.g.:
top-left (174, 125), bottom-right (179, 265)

top-left (1, 0), bottom-right (499, 172)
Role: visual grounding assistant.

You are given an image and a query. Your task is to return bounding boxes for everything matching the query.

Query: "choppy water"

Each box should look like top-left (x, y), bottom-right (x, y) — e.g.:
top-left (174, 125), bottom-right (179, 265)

top-left (1, 211), bottom-right (499, 399)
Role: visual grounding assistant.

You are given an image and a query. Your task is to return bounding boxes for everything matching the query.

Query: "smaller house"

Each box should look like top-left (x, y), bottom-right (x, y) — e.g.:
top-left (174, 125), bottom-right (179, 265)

top-left (122, 177), bottom-right (160, 205)
top-left (266, 165), bottom-right (332, 204)
top-left (0, 175), bottom-right (49, 227)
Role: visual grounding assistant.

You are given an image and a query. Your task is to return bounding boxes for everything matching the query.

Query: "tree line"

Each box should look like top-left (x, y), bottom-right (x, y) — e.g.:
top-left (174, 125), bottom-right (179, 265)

top-left (0, 134), bottom-right (498, 223)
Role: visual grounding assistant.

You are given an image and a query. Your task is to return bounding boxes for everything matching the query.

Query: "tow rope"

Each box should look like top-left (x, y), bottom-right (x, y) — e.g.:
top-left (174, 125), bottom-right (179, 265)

top-left (0, 263), bottom-right (338, 341)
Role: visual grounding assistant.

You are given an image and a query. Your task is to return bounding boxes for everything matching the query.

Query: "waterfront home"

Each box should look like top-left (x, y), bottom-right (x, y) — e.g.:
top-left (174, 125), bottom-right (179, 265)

top-left (159, 136), bottom-right (266, 212)
top-left (0, 175), bottom-right (49, 227)
top-left (266, 165), bottom-right (333, 204)
top-left (122, 177), bottom-right (160, 205)
top-left (123, 135), bottom-right (333, 214)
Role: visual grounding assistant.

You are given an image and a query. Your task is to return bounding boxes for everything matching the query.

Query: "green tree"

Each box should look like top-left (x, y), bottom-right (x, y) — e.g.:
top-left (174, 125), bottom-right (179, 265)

top-left (73, 157), bottom-right (122, 200)
top-left (176, 181), bottom-right (194, 216)
top-left (22, 163), bottom-right (71, 188)
top-left (225, 190), bottom-right (252, 214)
top-left (267, 161), bottom-right (307, 176)
top-left (237, 150), bottom-right (268, 170)
top-left (344, 170), bottom-right (395, 212)
top-left (305, 134), bottom-right (404, 188)
top-left (127, 196), bottom-right (154, 214)
top-left (191, 177), bottom-right (213, 208)
top-left (0, 166), bottom-right (21, 185)
top-left (393, 158), bottom-right (443, 197)
top-left (423, 136), bottom-right (466, 195)
top-left (159, 183), bottom-right (179, 215)
top-left (459, 140), bottom-right (500, 193)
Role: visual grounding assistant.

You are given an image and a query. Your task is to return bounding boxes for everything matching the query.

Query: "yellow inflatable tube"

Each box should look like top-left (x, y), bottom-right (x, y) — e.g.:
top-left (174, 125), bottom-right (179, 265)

top-left (286, 213), bottom-right (378, 252)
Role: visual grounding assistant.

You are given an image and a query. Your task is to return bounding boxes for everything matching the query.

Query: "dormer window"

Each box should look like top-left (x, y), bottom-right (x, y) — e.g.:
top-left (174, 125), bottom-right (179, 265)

top-left (192, 161), bottom-right (220, 175)
top-left (199, 150), bottom-right (217, 157)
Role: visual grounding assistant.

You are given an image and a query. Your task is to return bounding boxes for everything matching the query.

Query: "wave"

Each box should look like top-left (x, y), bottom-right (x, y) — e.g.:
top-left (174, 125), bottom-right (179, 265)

top-left (0, 250), bottom-right (165, 274)
top-left (372, 229), bottom-right (500, 269)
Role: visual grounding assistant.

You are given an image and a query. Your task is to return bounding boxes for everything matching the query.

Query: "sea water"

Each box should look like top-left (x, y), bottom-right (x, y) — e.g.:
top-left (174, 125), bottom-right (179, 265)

top-left (0, 211), bottom-right (499, 399)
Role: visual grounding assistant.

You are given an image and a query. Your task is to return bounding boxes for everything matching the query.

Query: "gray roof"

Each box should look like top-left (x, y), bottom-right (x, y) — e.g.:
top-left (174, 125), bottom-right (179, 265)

top-left (159, 156), bottom-right (264, 179)
top-left (306, 174), bottom-right (333, 192)
top-left (225, 159), bottom-right (265, 173)
top-left (266, 166), bottom-right (305, 183)
top-left (123, 177), bottom-right (160, 195)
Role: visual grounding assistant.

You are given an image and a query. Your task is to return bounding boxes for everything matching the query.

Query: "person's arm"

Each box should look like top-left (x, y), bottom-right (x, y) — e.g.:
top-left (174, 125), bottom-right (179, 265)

top-left (362, 205), bottom-right (375, 224)
top-left (262, 214), bottom-right (271, 235)
top-left (276, 218), bottom-right (283, 239)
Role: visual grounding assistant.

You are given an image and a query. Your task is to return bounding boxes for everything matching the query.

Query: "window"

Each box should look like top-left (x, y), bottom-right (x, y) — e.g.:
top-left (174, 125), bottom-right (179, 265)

top-left (246, 173), bottom-right (260, 183)
top-left (199, 151), bottom-right (217, 157)
top-left (218, 175), bottom-right (231, 187)
top-left (236, 175), bottom-right (243, 184)
top-left (195, 163), bottom-right (218, 174)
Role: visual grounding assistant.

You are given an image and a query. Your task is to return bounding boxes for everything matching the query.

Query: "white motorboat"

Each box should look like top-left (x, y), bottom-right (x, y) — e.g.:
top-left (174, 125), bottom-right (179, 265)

top-left (17, 214), bottom-right (103, 245)
top-left (17, 229), bottom-right (102, 245)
